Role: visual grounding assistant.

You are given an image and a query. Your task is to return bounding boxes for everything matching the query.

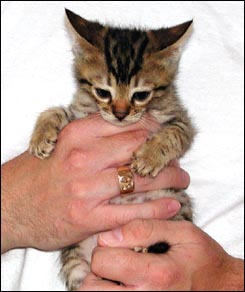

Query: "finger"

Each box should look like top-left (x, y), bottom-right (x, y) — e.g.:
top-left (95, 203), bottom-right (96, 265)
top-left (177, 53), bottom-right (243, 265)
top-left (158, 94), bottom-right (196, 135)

top-left (75, 166), bottom-right (189, 201)
top-left (97, 198), bottom-right (181, 230)
top-left (91, 247), bottom-right (164, 287)
top-left (89, 130), bottom-right (149, 169)
top-left (98, 219), bottom-right (195, 249)
top-left (78, 273), bottom-right (130, 291)
top-left (96, 166), bottom-right (189, 199)
top-left (64, 130), bottom-right (148, 174)
top-left (133, 166), bottom-right (190, 192)
top-left (75, 113), bottom-right (160, 137)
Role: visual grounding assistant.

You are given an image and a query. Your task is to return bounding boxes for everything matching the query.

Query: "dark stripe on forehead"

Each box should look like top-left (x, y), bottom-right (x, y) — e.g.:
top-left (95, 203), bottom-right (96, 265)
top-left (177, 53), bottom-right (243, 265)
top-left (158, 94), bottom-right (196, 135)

top-left (128, 37), bottom-right (148, 81)
top-left (78, 78), bottom-right (92, 86)
top-left (104, 28), bottom-right (149, 84)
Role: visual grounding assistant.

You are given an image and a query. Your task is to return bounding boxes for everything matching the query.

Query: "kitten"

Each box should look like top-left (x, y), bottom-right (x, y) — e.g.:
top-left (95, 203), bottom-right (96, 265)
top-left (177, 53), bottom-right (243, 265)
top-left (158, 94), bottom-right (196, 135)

top-left (29, 9), bottom-right (196, 291)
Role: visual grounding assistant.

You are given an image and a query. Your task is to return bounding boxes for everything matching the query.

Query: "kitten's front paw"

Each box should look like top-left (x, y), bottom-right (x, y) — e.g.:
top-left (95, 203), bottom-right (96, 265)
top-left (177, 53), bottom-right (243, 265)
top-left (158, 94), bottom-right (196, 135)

top-left (131, 140), bottom-right (169, 177)
top-left (29, 126), bottom-right (58, 159)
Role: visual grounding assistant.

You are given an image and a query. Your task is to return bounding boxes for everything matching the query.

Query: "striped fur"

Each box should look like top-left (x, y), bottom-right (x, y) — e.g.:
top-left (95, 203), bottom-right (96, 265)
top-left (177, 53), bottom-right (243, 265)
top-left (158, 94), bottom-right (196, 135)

top-left (29, 9), bottom-right (196, 290)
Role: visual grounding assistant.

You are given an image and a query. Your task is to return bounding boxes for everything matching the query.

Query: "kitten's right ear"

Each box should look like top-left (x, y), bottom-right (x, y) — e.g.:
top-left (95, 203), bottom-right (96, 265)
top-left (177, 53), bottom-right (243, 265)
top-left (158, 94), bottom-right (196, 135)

top-left (65, 9), bottom-right (105, 54)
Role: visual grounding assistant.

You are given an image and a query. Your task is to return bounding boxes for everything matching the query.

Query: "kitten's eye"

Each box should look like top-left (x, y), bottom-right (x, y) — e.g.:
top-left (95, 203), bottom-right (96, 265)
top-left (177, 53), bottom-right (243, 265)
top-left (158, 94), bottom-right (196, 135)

top-left (95, 88), bottom-right (111, 99)
top-left (132, 91), bottom-right (151, 102)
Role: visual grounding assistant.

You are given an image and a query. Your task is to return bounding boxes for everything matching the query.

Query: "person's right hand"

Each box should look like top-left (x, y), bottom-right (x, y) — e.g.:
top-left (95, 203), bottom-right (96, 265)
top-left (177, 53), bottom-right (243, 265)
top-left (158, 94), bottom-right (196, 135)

top-left (1, 115), bottom-right (189, 253)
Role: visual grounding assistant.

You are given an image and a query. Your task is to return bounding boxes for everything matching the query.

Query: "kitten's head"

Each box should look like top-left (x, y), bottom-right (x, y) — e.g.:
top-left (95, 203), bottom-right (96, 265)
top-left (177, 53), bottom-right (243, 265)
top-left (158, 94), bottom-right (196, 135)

top-left (66, 9), bottom-right (192, 125)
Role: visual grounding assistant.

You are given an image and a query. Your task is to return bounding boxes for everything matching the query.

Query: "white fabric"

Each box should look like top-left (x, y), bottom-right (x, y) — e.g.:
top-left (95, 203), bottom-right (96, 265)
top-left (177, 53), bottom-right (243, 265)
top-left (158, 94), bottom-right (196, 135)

top-left (1, 1), bottom-right (244, 291)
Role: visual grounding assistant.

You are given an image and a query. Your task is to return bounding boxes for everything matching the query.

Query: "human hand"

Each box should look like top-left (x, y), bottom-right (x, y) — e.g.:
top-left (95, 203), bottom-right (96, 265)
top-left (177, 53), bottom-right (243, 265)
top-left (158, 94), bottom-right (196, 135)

top-left (1, 115), bottom-right (190, 253)
top-left (80, 219), bottom-right (244, 291)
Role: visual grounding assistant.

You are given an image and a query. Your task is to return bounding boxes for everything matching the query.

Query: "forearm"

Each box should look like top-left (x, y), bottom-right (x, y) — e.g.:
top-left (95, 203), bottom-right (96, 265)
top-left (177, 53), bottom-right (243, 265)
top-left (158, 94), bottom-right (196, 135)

top-left (1, 152), bottom-right (39, 253)
top-left (1, 171), bottom-right (16, 253)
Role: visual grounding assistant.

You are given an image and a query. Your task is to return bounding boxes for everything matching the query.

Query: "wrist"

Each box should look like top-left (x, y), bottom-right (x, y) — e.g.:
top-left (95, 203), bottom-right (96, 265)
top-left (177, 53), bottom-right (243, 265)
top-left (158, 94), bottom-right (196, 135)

top-left (193, 253), bottom-right (244, 291)
top-left (220, 256), bottom-right (244, 291)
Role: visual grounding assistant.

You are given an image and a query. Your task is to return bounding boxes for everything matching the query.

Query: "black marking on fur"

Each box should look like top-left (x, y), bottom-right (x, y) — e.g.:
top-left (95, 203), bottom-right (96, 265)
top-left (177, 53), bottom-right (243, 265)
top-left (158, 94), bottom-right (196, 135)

top-left (181, 212), bottom-right (192, 221)
top-left (161, 148), bottom-right (165, 155)
top-left (104, 29), bottom-right (149, 84)
top-left (166, 117), bottom-right (187, 132)
top-left (128, 36), bottom-right (148, 81)
top-left (55, 113), bottom-right (62, 123)
top-left (155, 85), bottom-right (169, 91)
top-left (78, 78), bottom-right (92, 86)
top-left (62, 108), bottom-right (70, 121)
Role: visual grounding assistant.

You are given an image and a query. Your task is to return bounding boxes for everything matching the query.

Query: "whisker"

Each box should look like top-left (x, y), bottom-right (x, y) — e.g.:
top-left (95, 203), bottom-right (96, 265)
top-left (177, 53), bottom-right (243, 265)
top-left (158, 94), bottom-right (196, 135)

top-left (141, 114), bottom-right (161, 132)
top-left (139, 119), bottom-right (153, 132)
top-left (139, 118), bottom-right (154, 132)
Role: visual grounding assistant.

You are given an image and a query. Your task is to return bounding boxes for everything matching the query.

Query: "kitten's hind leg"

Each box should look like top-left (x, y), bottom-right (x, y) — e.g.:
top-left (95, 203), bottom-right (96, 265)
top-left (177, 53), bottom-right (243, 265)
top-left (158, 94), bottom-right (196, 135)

top-left (61, 236), bottom-right (97, 291)
top-left (29, 106), bottom-right (74, 159)
top-left (61, 244), bottom-right (90, 291)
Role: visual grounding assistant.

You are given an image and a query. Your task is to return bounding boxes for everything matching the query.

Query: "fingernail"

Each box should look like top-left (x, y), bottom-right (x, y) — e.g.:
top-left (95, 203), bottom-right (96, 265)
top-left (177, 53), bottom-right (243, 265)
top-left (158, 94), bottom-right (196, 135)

top-left (181, 170), bottom-right (190, 189)
top-left (99, 227), bottom-right (123, 246)
top-left (182, 170), bottom-right (190, 181)
top-left (168, 200), bottom-right (181, 216)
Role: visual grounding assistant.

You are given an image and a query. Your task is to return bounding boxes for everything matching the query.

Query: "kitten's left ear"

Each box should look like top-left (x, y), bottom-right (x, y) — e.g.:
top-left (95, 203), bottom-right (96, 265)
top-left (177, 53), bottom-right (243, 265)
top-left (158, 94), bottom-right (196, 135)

top-left (148, 20), bottom-right (193, 53)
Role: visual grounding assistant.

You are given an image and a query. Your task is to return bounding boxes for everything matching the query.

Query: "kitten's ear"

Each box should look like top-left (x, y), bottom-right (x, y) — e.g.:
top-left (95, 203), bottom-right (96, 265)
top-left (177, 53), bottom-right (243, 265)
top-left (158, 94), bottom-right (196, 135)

top-left (65, 9), bottom-right (105, 54)
top-left (148, 20), bottom-right (193, 53)
top-left (147, 20), bottom-right (193, 73)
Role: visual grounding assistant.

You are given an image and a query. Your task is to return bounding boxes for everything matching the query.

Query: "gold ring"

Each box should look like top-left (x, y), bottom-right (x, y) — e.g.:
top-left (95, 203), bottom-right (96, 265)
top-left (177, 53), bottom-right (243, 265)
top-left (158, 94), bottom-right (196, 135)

top-left (117, 166), bottom-right (135, 194)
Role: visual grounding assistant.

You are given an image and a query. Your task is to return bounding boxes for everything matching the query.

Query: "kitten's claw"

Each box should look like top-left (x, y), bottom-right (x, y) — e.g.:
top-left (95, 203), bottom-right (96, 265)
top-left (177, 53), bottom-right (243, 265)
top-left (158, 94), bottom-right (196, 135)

top-left (133, 246), bottom-right (148, 253)
top-left (131, 141), bottom-right (168, 177)
top-left (29, 127), bottom-right (58, 159)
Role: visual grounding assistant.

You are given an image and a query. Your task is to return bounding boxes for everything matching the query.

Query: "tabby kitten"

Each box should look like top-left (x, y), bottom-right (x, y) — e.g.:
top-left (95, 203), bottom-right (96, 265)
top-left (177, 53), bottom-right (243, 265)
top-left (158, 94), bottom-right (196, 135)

top-left (29, 9), bottom-right (195, 291)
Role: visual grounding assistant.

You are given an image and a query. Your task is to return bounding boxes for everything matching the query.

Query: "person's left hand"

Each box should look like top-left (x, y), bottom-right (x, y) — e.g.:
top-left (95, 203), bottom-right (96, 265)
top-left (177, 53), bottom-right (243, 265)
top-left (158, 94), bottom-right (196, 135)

top-left (78, 219), bottom-right (244, 291)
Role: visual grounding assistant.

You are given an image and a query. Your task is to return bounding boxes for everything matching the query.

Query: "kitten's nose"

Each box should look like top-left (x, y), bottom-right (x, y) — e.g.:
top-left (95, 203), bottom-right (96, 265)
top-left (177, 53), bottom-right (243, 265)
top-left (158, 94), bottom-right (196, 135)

top-left (112, 108), bottom-right (129, 121)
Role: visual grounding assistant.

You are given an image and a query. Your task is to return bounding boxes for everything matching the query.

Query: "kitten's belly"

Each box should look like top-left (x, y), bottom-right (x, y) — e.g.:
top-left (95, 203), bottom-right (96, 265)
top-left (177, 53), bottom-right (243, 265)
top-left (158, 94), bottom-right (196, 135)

top-left (109, 189), bottom-right (182, 205)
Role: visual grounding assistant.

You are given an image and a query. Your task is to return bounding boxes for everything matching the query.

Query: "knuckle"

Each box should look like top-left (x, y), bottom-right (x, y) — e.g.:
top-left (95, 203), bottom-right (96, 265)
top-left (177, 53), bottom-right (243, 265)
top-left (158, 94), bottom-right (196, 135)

top-left (124, 219), bottom-right (154, 241)
top-left (66, 199), bottom-right (87, 226)
top-left (150, 205), bottom-right (159, 218)
top-left (148, 202), bottom-right (163, 219)
top-left (68, 180), bottom-right (83, 196)
top-left (91, 247), bottom-right (104, 274)
top-left (117, 251), bottom-right (135, 269)
top-left (147, 263), bottom-right (180, 289)
top-left (67, 149), bottom-right (86, 168)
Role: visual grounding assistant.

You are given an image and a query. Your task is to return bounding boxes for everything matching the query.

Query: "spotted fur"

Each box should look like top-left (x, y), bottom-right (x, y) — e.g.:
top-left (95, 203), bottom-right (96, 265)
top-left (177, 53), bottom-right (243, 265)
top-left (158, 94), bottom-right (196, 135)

top-left (29, 9), bottom-right (195, 290)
